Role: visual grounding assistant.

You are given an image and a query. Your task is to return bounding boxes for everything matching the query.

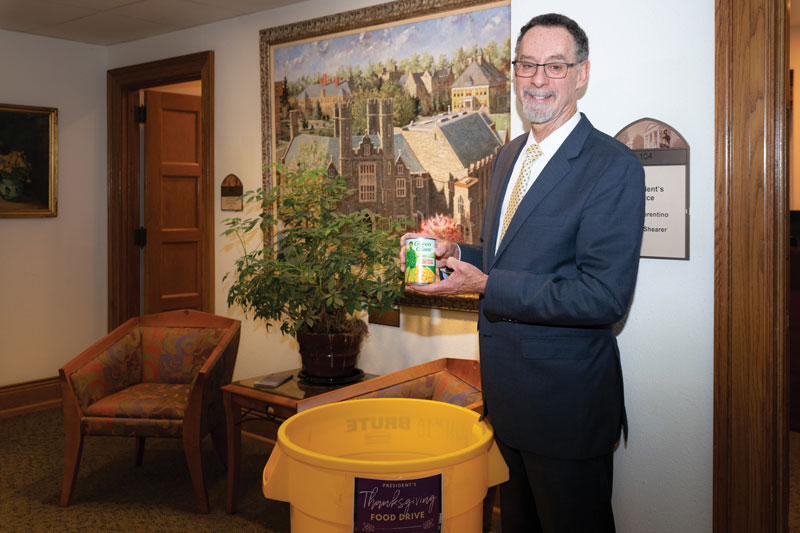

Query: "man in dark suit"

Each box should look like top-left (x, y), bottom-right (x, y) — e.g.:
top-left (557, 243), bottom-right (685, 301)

top-left (402, 13), bottom-right (645, 533)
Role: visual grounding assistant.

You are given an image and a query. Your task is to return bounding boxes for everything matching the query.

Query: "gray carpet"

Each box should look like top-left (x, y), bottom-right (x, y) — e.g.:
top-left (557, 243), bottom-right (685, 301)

top-left (0, 407), bottom-right (289, 532)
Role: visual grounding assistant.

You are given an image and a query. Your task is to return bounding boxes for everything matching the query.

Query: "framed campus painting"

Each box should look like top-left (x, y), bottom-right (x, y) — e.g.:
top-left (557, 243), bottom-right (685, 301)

top-left (0, 103), bottom-right (58, 218)
top-left (260, 0), bottom-right (511, 311)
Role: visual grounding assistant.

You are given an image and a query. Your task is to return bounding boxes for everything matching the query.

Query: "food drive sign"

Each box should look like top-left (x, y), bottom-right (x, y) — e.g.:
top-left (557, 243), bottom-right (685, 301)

top-left (353, 474), bottom-right (443, 532)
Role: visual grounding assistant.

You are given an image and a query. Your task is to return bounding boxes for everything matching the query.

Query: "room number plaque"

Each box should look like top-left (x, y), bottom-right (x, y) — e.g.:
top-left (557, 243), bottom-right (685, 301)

top-left (615, 118), bottom-right (690, 260)
top-left (221, 173), bottom-right (243, 211)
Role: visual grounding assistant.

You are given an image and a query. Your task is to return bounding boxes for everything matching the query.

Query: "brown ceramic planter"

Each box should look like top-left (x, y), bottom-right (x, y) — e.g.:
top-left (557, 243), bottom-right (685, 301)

top-left (296, 332), bottom-right (363, 378)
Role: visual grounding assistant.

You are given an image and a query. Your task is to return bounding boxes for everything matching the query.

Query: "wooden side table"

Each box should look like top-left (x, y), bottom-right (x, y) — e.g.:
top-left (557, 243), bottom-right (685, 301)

top-left (222, 368), bottom-right (379, 513)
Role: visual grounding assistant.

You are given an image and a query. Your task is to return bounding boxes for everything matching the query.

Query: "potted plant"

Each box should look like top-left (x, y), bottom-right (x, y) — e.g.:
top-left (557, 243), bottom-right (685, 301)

top-left (223, 164), bottom-right (408, 379)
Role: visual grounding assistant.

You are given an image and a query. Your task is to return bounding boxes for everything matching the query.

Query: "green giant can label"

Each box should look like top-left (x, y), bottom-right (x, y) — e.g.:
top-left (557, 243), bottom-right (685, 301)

top-left (405, 237), bottom-right (437, 285)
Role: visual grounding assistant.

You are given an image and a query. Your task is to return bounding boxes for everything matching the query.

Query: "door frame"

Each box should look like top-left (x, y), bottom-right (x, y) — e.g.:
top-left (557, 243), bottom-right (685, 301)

top-left (107, 51), bottom-right (214, 329)
top-left (715, 0), bottom-right (788, 531)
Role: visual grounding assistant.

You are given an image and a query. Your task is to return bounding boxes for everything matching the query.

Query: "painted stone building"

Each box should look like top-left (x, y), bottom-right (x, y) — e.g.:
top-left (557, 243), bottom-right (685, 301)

top-left (421, 67), bottom-right (454, 101)
top-left (282, 99), bottom-right (437, 226)
top-left (400, 67), bottom-right (454, 109)
top-left (282, 99), bottom-right (504, 243)
top-left (380, 65), bottom-right (403, 83)
top-left (399, 111), bottom-right (503, 242)
top-left (450, 54), bottom-right (509, 113)
top-left (295, 74), bottom-right (352, 118)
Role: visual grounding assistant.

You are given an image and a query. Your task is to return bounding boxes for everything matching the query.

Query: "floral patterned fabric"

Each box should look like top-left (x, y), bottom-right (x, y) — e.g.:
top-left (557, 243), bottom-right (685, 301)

top-left (140, 326), bottom-right (225, 384)
top-left (68, 326), bottom-right (224, 414)
top-left (69, 329), bottom-right (143, 412)
top-left (65, 321), bottom-right (237, 439)
top-left (354, 370), bottom-right (481, 407)
top-left (81, 383), bottom-right (189, 437)
top-left (84, 382), bottom-right (190, 419)
top-left (431, 371), bottom-right (482, 406)
top-left (81, 415), bottom-right (184, 438)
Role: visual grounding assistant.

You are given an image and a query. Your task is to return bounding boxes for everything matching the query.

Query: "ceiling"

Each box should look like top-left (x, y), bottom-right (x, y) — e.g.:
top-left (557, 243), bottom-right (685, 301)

top-left (3, 0), bottom-right (800, 47)
top-left (0, 0), bottom-right (299, 45)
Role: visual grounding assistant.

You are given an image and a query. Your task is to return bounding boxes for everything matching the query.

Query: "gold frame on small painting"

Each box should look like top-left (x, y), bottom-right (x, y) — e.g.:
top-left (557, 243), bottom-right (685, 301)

top-left (0, 103), bottom-right (58, 218)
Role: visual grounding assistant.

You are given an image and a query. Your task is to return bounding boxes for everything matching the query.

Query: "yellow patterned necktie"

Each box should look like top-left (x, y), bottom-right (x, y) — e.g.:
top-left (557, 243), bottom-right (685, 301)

top-left (500, 143), bottom-right (543, 241)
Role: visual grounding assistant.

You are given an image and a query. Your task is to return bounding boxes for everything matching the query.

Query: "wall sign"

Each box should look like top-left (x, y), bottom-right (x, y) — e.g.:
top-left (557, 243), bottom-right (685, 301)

top-left (221, 173), bottom-right (243, 211)
top-left (615, 118), bottom-right (690, 260)
top-left (353, 473), bottom-right (442, 532)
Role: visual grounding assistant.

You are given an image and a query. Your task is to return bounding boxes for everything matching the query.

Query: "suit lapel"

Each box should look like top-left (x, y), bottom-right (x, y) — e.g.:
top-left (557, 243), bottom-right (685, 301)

top-left (491, 114), bottom-right (593, 266)
top-left (484, 134), bottom-right (527, 263)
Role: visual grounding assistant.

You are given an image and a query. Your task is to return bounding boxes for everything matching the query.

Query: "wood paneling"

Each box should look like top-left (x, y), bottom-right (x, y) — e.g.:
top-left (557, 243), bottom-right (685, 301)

top-left (144, 91), bottom-right (204, 313)
top-left (0, 377), bottom-right (61, 419)
top-left (714, 0), bottom-right (788, 530)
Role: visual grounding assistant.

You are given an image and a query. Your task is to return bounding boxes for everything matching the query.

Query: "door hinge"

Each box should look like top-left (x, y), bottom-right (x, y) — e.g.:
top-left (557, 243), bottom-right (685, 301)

top-left (134, 227), bottom-right (147, 247)
top-left (135, 105), bottom-right (146, 124)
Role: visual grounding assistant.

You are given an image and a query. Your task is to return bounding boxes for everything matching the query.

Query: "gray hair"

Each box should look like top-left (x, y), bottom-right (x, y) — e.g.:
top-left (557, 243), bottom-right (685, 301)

top-left (515, 13), bottom-right (589, 64)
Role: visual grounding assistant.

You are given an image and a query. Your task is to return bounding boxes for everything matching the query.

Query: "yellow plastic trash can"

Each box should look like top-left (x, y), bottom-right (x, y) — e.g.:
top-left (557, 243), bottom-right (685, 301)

top-left (263, 397), bottom-right (508, 533)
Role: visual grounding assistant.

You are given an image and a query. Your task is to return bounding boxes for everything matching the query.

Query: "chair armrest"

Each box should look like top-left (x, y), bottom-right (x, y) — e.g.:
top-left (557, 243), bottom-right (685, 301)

top-left (59, 318), bottom-right (143, 413)
top-left (184, 321), bottom-right (241, 437)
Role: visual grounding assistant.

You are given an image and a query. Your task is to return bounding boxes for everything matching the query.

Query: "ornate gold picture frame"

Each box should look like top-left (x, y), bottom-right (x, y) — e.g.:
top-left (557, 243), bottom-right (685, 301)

top-left (260, 0), bottom-right (511, 311)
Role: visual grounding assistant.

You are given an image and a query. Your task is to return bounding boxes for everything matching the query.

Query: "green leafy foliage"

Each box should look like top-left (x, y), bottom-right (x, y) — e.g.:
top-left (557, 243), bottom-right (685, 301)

top-left (223, 164), bottom-right (409, 338)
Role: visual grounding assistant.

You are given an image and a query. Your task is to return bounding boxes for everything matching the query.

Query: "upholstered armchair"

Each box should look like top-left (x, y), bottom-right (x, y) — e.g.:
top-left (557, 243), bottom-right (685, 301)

top-left (58, 309), bottom-right (241, 513)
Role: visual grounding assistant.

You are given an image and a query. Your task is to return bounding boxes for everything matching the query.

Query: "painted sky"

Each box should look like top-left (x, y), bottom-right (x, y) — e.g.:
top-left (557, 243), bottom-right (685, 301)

top-left (272, 5), bottom-right (510, 83)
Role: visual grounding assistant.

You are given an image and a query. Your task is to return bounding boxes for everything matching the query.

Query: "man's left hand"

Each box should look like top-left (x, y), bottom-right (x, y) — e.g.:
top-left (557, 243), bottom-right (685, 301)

top-left (407, 256), bottom-right (487, 295)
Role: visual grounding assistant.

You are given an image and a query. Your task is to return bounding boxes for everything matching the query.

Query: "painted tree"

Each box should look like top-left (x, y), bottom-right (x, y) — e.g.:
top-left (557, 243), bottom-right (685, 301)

top-left (350, 82), bottom-right (417, 133)
top-left (294, 140), bottom-right (330, 171)
top-left (501, 38), bottom-right (512, 71)
top-left (452, 47), bottom-right (468, 77)
top-left (483, 41), bottom-right (499, 67)
top-left (280, 76), bottom-right (290, 112)
top-left (420, 51), bottom-right (434, 72)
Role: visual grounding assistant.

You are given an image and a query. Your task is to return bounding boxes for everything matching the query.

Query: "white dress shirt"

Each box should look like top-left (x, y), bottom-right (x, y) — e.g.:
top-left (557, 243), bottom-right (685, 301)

top-left (495, 112), bottom-right (581, 252)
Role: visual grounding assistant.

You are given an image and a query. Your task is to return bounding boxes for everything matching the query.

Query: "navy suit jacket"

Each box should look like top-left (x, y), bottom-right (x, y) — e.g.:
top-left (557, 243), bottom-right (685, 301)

top-left (460, 114), bottom-right (645, 459)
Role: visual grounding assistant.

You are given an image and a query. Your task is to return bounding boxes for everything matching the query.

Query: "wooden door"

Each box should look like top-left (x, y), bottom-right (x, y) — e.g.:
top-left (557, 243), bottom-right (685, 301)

top-left (143, 90), bottom-right (205, 312)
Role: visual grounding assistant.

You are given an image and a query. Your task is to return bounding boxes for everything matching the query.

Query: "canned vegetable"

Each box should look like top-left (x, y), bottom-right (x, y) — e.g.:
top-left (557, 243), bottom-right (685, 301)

top-left (405, 237), bottom-right (437, 285)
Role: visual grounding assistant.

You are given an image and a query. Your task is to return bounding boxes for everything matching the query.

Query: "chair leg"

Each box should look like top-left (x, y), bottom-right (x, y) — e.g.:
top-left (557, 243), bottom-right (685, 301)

top-left (211, 423), bottom-right (227, 470)
top-left (136, 437), bottom-right (146, 466)
top-left (60, 425), bottom-right (84, 506)
top-left (183, 435), bottom-right (210, 514)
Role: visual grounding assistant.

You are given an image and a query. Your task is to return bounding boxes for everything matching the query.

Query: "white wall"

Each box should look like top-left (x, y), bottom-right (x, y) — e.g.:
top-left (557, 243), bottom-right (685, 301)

top-left (0, 31), bottom-right (107, 384)
top-left (0, 0), bottom-right (713, 531)
top-left (509, 3), bottom-right (714, 531)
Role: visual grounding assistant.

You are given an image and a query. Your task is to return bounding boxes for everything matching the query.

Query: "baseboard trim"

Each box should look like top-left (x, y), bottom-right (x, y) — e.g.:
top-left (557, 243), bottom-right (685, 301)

top-left (0, 377), bottom-right (61, 419)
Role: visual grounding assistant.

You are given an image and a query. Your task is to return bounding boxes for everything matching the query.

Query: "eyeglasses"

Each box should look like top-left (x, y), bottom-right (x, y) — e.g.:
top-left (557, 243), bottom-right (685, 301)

top-left (512, 60), bottom-right (578, 79)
